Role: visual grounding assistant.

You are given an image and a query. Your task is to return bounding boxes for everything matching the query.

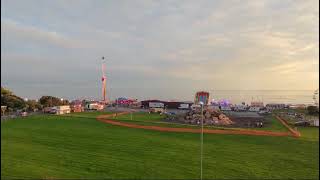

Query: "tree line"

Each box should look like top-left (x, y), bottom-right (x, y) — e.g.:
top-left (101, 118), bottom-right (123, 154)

top-left (1, 87), bottom-right (69, 113)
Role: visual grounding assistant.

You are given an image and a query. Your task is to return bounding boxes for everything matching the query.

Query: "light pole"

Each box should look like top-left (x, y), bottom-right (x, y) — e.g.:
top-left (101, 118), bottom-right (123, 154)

top-left (199, 101), bottom-right (204, 180)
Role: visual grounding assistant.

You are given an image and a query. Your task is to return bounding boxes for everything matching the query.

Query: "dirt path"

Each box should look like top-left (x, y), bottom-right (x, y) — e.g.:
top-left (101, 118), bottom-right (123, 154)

top-left (97, 113), bottom-right (297, 137)
top-left (275, 115), bottom-right (301, 137)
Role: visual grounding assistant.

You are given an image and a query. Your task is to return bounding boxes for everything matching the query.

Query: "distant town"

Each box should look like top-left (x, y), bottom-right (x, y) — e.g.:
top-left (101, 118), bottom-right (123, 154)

top-left (1, 85), bottom-right (319, 128)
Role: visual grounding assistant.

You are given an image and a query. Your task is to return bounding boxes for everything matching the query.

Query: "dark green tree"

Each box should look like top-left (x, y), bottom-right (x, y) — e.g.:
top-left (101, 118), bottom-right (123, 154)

top-left (26, 100), bottom-right (42, 111)
top-left (307, 106), bottom-right (319, 116)
top-left (1, 87), bottom-right (26, 110)
top-left (39, 96), bottom-right (69, 107)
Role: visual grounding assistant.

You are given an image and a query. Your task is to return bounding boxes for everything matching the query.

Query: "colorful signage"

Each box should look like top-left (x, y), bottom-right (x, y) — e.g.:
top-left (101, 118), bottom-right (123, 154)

top-left (195, 91), bottom-right (210, 105)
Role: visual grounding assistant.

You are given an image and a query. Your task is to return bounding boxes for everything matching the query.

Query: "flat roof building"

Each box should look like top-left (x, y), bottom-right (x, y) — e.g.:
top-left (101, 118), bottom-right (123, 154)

top-left (141, 100), bottom-right (193, 109)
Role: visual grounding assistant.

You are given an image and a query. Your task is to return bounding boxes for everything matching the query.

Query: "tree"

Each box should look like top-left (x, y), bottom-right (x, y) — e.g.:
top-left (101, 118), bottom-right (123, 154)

top-left (26, 100), bottom-right (42, 112)
top-left (1, 87), bottom-right (12, 96)
top-left (39, 96), bottom-right (69, 107)
top-left (307, 106), bottom-right (319, 116)
top-left (1, 87), bottom-right (26, 111)
top-left (61, 99), bottom-right (69, 105)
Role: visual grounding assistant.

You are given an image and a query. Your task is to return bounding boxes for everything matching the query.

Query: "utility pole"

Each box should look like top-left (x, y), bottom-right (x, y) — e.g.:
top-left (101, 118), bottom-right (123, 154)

top-left (200, 101), bottom-right (204, 180)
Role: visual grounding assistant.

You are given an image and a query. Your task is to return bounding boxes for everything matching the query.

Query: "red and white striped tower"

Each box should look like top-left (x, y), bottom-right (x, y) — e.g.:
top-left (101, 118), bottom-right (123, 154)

top-left (101, 57), bottom-right (107, 103)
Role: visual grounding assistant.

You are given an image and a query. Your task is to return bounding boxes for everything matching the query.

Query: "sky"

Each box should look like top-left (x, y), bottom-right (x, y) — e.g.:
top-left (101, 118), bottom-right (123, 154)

top-left (1, 0), bottom-right (319, 101)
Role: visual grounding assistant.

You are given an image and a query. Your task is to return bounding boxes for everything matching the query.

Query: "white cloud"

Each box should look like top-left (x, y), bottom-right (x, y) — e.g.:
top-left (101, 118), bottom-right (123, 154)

top-left (1, 18), bottom-right (87, 49)
top-left (1, 0), bottom-right (319, 99)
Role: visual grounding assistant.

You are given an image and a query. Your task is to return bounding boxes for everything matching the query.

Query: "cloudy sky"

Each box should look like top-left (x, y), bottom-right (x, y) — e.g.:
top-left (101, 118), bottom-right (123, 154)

top-left (1, 0), bottom-right (319, 101)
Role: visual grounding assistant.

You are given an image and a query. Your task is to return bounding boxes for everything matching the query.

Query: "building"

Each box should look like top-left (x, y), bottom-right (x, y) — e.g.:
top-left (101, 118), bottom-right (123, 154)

top-left (85, 101), bottom-right (104, 110)
top-left (312, 119), bottom-right (319, 127)
top-left (53, 105), bottom-right (71, 115)
top-left (70, 100), bottom-right (84, 113)
top-left (115, 97), bottom-right (138, 107)
top-left (251, 101), bottom-right (264, 107)
top-left (266, 103), bottom-right (286, 110)
top-left (71, 105), bottom-right (83, 112)
top-left (234, 104), bottom-right (248, 111)
top-left (166, 101), bottom-right (193, 109)
top-left (288, 104), bottom-right (307, 109)
top-left (249, 106), bottom-right (261, 112)
top-left (141, 100), bottom-right (165, 108)
top-left (141, 100), bottom-right (193, 109)
top-left (195, 91), bottom-right (210, 105)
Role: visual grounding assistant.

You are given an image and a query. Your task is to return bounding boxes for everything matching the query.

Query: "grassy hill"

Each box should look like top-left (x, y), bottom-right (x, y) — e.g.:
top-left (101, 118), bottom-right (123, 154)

top-left (1, 112), bottom-right (319, 179)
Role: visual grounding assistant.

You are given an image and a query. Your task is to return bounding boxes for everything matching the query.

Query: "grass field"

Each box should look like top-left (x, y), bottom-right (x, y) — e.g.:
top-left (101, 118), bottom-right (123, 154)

top-left (298, 126), bottom-right (319, 141)
top-left (63, 111), bottom-right (113, 118)
top-left (111, 112), bottom-right (289, 132)
top-left (1, 112), bottom-right (319, 179)
top-left (112, 112), bottom-right (166, 122)
top-left (252, 115), bottom-right (288, 132)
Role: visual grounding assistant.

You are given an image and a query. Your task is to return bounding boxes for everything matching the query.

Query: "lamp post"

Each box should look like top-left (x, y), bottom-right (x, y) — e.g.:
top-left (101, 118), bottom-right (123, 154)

top-left (199, 101), bottom-right (204, 180)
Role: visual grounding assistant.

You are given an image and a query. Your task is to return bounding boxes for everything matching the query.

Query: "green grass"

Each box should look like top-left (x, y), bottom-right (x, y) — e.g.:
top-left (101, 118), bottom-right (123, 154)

top-left (297, 127), bottom-right (319, 141)
top-left (1, 112), bottom-right (319, 179)
top-left (273, 108), bottom-right (308, 114)
top-left (112, 112), bottom-right (166, 122)
top-left (62, 111), bottom-right (113, 118)
top-left (250, 115), bottom-right (288, 132)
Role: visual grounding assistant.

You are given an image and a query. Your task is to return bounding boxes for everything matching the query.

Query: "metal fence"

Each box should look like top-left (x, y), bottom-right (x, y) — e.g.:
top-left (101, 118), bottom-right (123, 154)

top-left (1, 112), bottom-right (43, 122)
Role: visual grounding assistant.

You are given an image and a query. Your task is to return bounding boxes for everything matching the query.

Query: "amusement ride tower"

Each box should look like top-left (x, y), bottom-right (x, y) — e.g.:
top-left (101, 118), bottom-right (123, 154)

top-left (101, 57), bottom-right (107, 103)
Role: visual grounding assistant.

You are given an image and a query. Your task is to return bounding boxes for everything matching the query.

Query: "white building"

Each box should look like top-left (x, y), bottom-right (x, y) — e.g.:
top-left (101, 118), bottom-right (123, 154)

top-left (53, 105), bottom-right (71, 115)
